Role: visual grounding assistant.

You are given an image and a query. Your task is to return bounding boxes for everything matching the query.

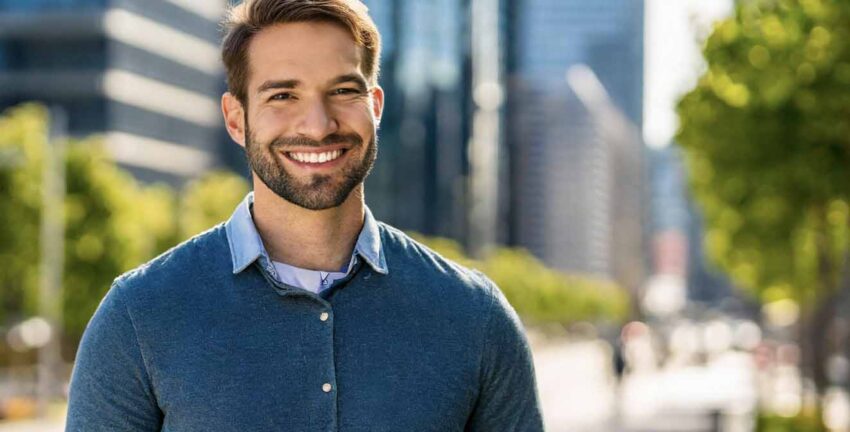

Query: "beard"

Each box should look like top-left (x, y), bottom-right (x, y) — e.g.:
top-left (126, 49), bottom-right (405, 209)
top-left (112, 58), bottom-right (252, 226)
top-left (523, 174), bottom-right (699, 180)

top-left (244, 119), bottom-right (377, 211)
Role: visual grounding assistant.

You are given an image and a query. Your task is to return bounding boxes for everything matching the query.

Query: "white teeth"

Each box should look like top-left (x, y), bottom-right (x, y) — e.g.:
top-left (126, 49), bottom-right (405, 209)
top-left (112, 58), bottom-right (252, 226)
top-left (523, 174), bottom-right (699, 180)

top-left (289, 150), bottom-right (343, 164)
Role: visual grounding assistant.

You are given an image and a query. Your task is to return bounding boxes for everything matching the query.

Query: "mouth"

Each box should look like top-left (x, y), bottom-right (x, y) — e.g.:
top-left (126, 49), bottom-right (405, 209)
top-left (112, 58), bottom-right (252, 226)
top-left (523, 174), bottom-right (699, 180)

top-left (281, 146), bottom-right (351, 168)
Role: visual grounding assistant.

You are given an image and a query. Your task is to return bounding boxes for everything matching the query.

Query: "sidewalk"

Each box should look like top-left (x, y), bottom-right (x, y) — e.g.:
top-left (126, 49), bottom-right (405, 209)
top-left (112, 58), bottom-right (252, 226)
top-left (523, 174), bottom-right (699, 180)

top-left (532, 337), bottom-right (617, 431)
top-left (530, 335), bottom-right (757, 432)
top-left (0, 419), bottom-right (63, 432)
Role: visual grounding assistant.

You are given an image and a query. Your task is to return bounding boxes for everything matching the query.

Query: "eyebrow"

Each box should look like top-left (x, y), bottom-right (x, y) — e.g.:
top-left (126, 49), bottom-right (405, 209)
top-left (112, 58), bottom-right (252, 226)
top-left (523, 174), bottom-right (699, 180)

top-left (257, 79), bottom-right (300, 94)
top-left (329, 74), bottom-right (369, 92)
top-left (256, 74), bottom-right (369, 94)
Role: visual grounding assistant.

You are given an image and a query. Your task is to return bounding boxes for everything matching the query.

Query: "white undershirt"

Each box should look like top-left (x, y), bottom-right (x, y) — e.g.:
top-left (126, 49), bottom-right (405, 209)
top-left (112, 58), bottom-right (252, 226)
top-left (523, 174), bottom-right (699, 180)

top-left (271, 254), bottom-right (356, 294)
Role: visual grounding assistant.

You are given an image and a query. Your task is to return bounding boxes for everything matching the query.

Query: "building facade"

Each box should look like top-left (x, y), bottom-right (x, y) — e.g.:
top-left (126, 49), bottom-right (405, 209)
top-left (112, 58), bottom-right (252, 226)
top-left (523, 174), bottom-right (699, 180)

top-left (506, 0), bottom-right (647, 292)
top-left (0, 0), bottom-right (226, 184)
top-left (0, 0), bottom-right (649, 293)
top-left (360, 0), bottom-right (474, 241)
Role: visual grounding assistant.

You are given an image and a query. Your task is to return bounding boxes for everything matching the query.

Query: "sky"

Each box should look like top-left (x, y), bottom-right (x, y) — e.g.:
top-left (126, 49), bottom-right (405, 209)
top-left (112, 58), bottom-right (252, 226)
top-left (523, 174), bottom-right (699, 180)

top-left (643, 0), bottom-right (734, 149)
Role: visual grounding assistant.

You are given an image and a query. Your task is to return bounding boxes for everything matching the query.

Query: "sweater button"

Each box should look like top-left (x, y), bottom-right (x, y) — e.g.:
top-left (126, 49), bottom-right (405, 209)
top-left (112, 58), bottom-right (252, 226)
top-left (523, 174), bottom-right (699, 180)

top-left (320, 312), bottom-right (329, 322)
top-left (322, 383), bottom-right (332, 393)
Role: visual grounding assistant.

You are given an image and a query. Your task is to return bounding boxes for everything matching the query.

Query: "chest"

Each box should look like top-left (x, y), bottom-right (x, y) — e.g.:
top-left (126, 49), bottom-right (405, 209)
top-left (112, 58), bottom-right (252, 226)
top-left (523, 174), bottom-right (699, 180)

top-left (147, 282), bottom-right (481, 431)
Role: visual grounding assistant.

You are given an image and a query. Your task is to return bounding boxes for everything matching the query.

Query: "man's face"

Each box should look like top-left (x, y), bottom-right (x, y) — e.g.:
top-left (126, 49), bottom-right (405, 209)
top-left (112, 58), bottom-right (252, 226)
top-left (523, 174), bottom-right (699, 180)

top-left (228, 21), bottom-right (383, 210)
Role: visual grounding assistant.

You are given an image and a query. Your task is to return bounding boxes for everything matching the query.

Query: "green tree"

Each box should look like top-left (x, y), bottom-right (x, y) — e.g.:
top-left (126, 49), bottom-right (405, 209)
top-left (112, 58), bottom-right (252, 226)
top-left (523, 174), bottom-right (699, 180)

top-left (179, 171), bottom-right (249, 239)
top-left (677, 0), bottom-right (850, 401)
top-left (0, 104), bottom-right (178, 346)
top-left (411, 234), bottom-right (629, 324)
top-left (0, 104), bottom-right (46, 327)
top-left (63, 137), bottom-right (177, 342)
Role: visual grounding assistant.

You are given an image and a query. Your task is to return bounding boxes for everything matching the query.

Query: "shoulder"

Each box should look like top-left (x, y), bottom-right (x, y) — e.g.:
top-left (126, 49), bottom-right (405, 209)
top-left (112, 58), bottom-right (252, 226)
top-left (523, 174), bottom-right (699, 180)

top-left (112, 223), bottom-right (230, 303)
top-left (377, 222), bottom-right (491, 285)
top-left (376, 222), bottom-right (502, 310)
top-left (375, 224), bottom-right (534, 386)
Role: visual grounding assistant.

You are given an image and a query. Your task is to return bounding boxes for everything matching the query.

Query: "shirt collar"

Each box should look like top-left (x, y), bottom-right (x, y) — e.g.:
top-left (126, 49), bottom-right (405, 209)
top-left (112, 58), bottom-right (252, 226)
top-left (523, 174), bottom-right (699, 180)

top-left (225, 192), bottom-right (388, 276)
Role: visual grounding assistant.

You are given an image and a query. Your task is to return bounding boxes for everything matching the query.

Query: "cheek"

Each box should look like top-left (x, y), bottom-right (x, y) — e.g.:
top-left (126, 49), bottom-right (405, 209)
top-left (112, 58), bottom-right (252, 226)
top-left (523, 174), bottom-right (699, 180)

top-left (251, 108), bottom-right (291, 140)
top-left (336, 103), bottom-right (377, 133)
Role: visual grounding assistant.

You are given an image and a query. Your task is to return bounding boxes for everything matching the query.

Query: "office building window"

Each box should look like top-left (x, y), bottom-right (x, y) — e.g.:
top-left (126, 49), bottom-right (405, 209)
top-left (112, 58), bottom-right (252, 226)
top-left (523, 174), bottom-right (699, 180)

top-left (5, 39), bottom-right (106, 70)
top-left (0, 0), bottom-right (106, 12)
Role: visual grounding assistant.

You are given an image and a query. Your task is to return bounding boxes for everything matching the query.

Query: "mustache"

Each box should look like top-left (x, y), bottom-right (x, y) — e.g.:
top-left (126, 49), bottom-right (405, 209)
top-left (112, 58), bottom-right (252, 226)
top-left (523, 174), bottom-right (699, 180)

top-left (269, 133), bottom-right (362, 150)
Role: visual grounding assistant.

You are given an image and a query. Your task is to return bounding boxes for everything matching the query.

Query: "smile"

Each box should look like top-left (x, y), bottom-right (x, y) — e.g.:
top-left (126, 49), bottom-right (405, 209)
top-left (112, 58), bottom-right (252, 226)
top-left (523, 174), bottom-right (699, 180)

top-left (285, 149), bottom-right (347, 164)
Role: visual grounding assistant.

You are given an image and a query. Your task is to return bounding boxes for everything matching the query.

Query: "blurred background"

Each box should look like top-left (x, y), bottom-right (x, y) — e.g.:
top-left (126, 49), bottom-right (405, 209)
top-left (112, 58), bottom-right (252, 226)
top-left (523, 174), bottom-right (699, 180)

top-left (1, 0), bottom-right (849, 431)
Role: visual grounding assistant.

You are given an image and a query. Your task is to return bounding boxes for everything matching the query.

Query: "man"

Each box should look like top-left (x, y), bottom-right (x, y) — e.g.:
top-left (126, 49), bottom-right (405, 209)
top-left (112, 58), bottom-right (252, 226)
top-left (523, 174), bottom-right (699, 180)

top-left (66, 0), bottom-right (543, 430)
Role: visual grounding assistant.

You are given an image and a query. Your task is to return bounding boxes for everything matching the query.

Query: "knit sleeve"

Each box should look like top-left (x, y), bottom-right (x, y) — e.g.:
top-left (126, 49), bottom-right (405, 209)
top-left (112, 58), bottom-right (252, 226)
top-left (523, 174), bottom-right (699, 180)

top-left (66, 282), bottom-right (163, 431)
top-left (465, 276), bottom-right (545, 432)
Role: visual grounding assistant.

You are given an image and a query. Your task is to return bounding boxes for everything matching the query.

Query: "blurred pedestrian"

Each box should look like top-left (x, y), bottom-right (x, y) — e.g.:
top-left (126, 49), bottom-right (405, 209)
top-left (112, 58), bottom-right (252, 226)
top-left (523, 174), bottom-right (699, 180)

top-left (65, 1), bottom-right (543, 431)
top-left (613, 336), bottom-right (627, 381)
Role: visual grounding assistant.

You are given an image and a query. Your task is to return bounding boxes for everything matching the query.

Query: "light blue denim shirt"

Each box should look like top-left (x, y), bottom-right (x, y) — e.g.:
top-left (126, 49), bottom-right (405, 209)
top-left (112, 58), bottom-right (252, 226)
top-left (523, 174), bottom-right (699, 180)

top-left (225, 192), bottom-right (387, 293)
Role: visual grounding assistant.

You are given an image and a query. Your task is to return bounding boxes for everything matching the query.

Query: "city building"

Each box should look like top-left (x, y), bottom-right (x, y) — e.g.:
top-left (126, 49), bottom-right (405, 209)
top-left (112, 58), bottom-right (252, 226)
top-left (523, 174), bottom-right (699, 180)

top-left (511, 68), bottom-right (646, 293)
top-left (506, 0), bottom-right (648, 292)
top-left (0, 0), bottom-right (650, 293)
top-left (646, 145), bottom-right (740, 315)
top-left (0, 0), bottom-right (480, 237)
top-left (508, 0), bottom-right (645, 126)
top-left (0, 0), bottom-right (227, 184)
top-left (359, 0), bottom-right (474, 240)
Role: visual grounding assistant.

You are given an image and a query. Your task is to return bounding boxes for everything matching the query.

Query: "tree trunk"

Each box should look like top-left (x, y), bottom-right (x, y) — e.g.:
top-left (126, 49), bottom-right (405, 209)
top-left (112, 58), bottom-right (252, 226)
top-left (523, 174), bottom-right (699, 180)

top-left (808, 290), bottom-right (837, 394)
top-left (798, 231), bottom-right (846, 421)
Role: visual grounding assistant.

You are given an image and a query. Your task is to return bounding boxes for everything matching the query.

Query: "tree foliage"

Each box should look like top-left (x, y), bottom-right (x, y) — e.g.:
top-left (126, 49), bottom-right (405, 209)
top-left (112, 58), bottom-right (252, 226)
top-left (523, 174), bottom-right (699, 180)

top-left (411, 235), bottom-right (629, 324)
top-left (0, 104), bottom-right (179, 342)
top-left (0, 105), bottom-right (46, 328)
top-left (63, 136), bottom-right (177, 341)
top-left (0, 105), bottom-right (256, 345)
top-left (678, 0), bottom-right (850, 406)
top-left (677, 0), bottom-right (850, 307)
top-left (179, 171), bottom-right (249, 239)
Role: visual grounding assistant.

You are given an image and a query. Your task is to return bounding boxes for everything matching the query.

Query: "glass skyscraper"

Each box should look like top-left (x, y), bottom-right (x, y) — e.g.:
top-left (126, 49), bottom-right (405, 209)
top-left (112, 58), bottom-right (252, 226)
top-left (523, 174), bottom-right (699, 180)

top-left (0, 0), bottom-right (226, 183)
top-left (509, 0), bottom-right (644, 125)
top-left (360, 0), bottom-right (472, 239)
top-left (0, 0), bottom-right (649, 288)
top-left (507, 0), bottom-right (648, 291)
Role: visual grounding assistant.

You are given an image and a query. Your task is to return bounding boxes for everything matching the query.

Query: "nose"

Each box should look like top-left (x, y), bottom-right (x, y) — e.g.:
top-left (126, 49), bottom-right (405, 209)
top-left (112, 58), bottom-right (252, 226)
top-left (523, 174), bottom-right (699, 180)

top-left (294, 97), bottom-right (339, 141)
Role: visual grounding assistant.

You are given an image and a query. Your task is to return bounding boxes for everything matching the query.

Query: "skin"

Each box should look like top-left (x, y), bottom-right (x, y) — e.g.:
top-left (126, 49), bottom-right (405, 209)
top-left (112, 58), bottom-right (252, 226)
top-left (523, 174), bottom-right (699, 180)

top-left (222, 21), bottom-right (384, 271)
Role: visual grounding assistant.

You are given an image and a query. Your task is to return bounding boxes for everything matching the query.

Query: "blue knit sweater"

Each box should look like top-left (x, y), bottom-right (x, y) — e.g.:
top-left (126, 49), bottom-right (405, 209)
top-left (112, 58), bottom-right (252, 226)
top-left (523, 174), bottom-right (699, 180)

top-left (66, 218), bottom-right (543, 431)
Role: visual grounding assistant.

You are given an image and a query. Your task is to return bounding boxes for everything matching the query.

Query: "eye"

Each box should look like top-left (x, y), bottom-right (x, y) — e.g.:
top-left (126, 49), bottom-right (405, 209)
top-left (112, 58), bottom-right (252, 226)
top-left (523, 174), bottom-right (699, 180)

top-left (331, 87), bottom-right (362, 96)
top-left (269, 92), bottom-right (294, 101)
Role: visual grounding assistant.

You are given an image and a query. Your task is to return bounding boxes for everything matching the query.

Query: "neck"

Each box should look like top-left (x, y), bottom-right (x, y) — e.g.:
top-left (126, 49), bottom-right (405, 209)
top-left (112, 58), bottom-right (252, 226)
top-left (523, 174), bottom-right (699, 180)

top-left (251, 178), bottom-right (365, 272)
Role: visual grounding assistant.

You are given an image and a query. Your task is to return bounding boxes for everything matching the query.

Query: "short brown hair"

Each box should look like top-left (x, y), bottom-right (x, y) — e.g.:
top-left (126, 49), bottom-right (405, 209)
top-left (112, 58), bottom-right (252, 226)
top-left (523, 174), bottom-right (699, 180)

top-left (221, 0), bottom-right (381, 105)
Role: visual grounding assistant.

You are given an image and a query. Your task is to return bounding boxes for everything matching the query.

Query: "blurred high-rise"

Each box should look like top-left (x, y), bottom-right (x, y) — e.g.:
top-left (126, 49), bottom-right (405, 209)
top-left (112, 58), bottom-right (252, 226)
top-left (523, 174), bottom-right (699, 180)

top-left (506, 0), bottom-right (648, 293)
top-left (352, 0), bottom-right (651, 297)
top-left (0, 0), bottom-right (651, 297)
top-left (359, 0), bottom-right (473, 240)
top-left (0, 0), bottom-right (227, 184)
top-left (647, 145), bottom-right (738, 313)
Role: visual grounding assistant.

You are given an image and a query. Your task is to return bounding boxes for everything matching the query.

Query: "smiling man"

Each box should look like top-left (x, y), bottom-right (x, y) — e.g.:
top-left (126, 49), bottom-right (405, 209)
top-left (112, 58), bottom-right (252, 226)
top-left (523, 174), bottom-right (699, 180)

top-left (66, 1), bottom-right (543, 431)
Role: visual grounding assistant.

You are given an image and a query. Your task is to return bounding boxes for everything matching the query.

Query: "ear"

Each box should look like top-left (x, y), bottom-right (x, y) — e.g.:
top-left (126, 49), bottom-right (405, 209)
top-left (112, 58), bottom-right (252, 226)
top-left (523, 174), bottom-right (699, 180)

top-left (370, 85), bottom-right (384, 126)
top-left (222, 92), bottom-right (246, 147)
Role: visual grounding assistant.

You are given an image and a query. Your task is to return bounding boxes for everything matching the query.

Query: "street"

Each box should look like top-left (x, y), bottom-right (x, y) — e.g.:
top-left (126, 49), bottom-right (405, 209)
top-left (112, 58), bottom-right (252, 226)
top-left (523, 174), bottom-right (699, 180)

top-left (533, 337), bottom-right (757, 432)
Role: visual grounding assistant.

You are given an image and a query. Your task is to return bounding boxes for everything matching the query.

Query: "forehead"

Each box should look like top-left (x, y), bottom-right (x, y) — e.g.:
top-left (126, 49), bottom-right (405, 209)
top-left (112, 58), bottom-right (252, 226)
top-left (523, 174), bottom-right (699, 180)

top-left (247, 21), bottom-right (363, 87)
